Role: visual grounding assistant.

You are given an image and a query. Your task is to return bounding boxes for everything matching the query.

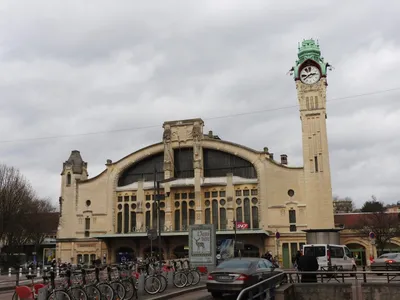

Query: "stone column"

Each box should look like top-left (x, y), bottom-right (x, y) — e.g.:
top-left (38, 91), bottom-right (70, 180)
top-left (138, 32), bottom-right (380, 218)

top-left (192, 122), bottom-right (203, 224)
top-left (162, 124), bottom-right (174, 179)
top-left (136, 180), bottom-right (145, 231)
top-left (226, 173), bottom-right (234, 229)
top-left (164, 183), bottom-right (172, 230)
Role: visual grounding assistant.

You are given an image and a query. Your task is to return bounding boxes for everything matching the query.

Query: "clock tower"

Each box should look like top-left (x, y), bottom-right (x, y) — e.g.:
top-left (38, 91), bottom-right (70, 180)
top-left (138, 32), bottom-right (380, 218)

top-left (292, 39), bottom-right (334, 229)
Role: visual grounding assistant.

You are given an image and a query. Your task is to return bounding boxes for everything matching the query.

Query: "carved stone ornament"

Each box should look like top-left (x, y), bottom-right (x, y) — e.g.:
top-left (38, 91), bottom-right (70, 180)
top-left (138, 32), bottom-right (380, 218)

top-left (192, 122), bottom-right (202, 141)
top-left (137, 200), bottom-right (143, 210)
top-left (163, 125), bottom-right (172, 142)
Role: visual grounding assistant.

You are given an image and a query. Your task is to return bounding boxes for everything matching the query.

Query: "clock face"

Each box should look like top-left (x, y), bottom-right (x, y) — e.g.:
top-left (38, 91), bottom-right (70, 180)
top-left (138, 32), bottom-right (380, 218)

top-left (300, 66), bottom-right (321, 84)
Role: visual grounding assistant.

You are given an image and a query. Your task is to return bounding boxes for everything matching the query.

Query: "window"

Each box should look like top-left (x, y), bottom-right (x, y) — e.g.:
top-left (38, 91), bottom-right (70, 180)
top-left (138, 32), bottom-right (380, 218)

top-left (212, 191), bottom-right (218, 198)
top-left (243, 198), bottom-right (251, 225)
top-left (263, 259), bottom-right (274, 268)
top-left (204, 192), bottom-right (210, 198)
top-left (251, 189), bottom-right (258, 196)
top-left (344, 247), bottom-right (352, 258)
top-left (289, 209), bottom-right (296, 223)
top-left (174, 210), bottom-right (180, 231)
top-left (315, 96), bottom-right (319, 108)
top-left (117, 212), bottom-right (122, 233)
top-left (304, 246), bottom-right (326, 257)
top-left (66, 173), bottom-right (71, 185)
top-left (235, 190), bottom-right (242, 197)
top-left (212, 200), bottom-right (219, 228)
top-left (118, 196), bottom-right (122, 202)
top-left (90, 254), bottom-right (96, 262)
top-left (243, 190), bottom-right (250, 196)
top-left (236, 207), bottom-right (243, 222)
top-left (131, 212), bottom-right (136, 231)
top-left (189, 192), bottom-right (195, 199)
top-left (314, 156), bottom-right (319, 172)
top-left (77, 254), bottom-right (83, 263)
top-left (205, 208), bottom-right (211, 224)
top-left (181, 193), bottom-right (188, 200)
top-left (217, 260), bottom-right (252, 269)
top-left (330, 246), bottom-right (344, 258)
top-left (252, 206), bottom-right (259, 228)
top-left (85, 217), bottom-right (90, 230)
top-left (132, 195), bottom-right (137, 201)
top-left (124, 196), bottom-right (129, 202)
top-left (219, 191), bottom-right (226, 197)
top-left (220, 208), bottom-right (226, 229)
top-left (146, 195), bottom-right (151, 201)
top-left (145, 211), bottom-right (151, 229)
top-left (124, 204), bottom-right (129, 233)
top-left (289, 225), bottom-right (297, 232)
top-left (175, 193), bottom-right (180, 200)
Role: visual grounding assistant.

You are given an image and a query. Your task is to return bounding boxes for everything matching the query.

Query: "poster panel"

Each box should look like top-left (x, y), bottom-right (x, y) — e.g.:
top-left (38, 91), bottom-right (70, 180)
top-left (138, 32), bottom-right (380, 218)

top-left (189, 224), bottom-right (216, 266)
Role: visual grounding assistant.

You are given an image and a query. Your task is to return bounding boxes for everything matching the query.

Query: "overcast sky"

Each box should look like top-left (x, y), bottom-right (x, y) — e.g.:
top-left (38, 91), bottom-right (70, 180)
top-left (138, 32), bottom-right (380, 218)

top-left (0, 1), bottom-right (399, 208)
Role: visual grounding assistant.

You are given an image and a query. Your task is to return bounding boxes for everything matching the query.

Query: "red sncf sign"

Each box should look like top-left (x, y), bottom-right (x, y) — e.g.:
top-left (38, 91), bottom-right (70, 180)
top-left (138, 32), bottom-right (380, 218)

top-left (236, 222), bottom-right (249, 229)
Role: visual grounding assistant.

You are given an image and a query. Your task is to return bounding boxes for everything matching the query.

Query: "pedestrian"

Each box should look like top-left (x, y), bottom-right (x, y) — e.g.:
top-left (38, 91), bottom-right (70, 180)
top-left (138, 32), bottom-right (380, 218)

top-left (297, 249), bottom-right (319, 283)
top-left (294, 250), bottom-right (302, 269)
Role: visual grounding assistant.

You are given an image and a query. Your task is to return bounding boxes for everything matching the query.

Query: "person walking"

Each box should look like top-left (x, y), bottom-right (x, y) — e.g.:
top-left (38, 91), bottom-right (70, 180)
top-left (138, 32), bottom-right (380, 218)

top-left (297, 249), bottom-right (319, 283)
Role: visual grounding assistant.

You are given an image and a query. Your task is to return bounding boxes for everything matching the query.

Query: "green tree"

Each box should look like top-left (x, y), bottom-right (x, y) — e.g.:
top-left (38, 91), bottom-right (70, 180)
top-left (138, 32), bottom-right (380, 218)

top-left (360, 195), bottom-right (385, 212)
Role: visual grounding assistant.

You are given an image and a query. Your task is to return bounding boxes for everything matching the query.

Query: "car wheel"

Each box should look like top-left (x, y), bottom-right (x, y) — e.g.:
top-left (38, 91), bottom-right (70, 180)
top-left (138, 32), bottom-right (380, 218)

top-left (211, 292), bottom-right (222, 299)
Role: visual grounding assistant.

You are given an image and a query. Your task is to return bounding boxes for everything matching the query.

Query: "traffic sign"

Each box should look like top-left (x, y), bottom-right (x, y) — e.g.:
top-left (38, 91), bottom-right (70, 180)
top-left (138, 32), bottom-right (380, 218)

top-left (275, 232), bottom-right (281, 239)
top-left (369, 232), bottom-right (376, 239)
top-left (216, 254), bottom-right (221, 260)
top-left (147, 229), bottom-right (158, 241)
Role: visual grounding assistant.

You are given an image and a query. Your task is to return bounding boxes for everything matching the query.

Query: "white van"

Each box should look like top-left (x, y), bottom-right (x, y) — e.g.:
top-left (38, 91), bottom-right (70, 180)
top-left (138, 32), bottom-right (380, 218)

top-left (302, 244), bottom-right (356, 271)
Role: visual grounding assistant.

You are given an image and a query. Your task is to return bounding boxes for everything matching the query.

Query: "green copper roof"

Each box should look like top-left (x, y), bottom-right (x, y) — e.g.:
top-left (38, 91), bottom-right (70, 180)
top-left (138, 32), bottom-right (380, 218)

top-left (292, 39), bottom-right (329, 79)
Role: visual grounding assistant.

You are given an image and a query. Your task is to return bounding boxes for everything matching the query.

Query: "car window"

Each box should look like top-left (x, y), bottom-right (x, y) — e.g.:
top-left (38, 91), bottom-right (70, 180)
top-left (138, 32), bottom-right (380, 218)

top-left (263, 259), bottom-right (274, 268)
top-left (304, 246), bottom-right (326, 257)
top-left (330, 246), bottom-right (344, 258)
top-left (344, 247), bottom-right (352, 257)
top-left (217, 260), bottom-right (252, 269)
top-left (257, 261), bottom-right (267, 269)
top-left (379, 254), bottom-right (397, 259)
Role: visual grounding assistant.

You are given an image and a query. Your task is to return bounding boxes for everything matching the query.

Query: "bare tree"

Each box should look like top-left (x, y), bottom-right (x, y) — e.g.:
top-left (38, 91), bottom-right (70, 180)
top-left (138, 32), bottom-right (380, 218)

top-left (0, 164), bottom-right (55, 266)
top-left (356, 211), bottom-right (400, 255)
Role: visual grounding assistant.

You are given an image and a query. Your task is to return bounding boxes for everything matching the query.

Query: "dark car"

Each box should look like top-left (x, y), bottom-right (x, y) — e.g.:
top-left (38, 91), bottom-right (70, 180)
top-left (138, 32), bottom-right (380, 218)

top-left (206, 257), bottom-right (284, 298)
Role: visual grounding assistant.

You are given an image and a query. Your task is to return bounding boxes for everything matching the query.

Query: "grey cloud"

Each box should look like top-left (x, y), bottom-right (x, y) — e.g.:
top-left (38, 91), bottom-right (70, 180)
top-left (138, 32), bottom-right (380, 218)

top-left (0, 0), bottom-right (399, 207)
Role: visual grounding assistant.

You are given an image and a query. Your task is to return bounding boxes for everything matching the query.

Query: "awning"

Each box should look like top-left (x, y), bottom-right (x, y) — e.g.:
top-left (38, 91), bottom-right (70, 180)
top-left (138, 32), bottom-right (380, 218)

top-left (92, 229), bottom-right (270, 239)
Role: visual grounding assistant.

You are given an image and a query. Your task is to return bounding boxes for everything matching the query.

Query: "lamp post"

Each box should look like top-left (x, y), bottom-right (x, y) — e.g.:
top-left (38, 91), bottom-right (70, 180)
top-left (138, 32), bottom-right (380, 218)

top-left (233, 219), bottom-right (237, 257)
top-left (154, 166), bottom-right (162, 269)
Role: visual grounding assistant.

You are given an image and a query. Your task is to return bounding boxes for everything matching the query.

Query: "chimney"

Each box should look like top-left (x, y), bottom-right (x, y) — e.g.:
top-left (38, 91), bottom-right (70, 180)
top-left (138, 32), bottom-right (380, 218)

top-left (106, 159), bottom-right (112, 165)
top-left (263, 147), bottom-right (269, 153)
top-left (270, 153), bottom-right (274, 160)
top-left (208, 130), bottom-right (213, 138)
top-left (280, 154), bottom-right (288, 165)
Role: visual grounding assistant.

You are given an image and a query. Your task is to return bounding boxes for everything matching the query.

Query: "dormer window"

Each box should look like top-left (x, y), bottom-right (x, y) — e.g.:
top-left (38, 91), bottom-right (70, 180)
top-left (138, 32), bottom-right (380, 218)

top-left (67, 173), bottom-right (71, 185)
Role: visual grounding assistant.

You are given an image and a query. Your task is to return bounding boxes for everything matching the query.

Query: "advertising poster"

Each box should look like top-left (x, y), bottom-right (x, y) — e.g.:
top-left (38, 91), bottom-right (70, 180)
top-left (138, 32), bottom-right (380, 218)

top-left (219, 239), bottom-right (235, 260)
top-left (43, 248), bottom-right (55, 265)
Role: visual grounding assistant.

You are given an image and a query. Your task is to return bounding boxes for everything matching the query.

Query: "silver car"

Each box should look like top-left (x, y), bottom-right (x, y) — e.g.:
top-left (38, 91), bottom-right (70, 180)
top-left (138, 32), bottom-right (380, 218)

top-left (370, 253), bottom-right (400, 272)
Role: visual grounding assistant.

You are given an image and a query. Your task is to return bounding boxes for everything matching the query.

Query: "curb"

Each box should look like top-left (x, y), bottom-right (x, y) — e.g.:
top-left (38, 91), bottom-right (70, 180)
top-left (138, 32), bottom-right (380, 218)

top-left (146, 285), bottom-right (207, 300)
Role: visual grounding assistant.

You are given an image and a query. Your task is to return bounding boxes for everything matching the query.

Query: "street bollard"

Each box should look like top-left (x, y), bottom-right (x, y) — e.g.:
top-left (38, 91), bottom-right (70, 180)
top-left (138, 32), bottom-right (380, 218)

top-left (37, 267), bottom-right (40, 277)
top-left (56, 267), bottom-right (59, 277)
top-left (19, 268), bottom-right (22, 278)
top-left (8, 268), bottom-right (11, 277)
top-left (28, 268), bottom-right (32, 275)
top-left (137, 274), bottom-right (145, 297)
top-left (167, 271), bottom-right (174, 288)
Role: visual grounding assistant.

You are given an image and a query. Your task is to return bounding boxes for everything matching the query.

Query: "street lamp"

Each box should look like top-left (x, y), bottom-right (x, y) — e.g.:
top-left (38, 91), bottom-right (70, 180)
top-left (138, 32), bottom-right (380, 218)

top-left (233, 219), bottom-right (237, 257)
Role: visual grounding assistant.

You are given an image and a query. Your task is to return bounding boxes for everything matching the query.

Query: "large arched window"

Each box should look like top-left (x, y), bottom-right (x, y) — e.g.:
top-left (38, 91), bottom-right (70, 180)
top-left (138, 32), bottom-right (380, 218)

top-left (118, 153), bottom-right (164, 186)
top-left (212, 200), bottom-right (219, 228)
top-left (117, 212), bottom-right (122, 233)
top-left (124, 204), bottom-right (129, 233)
top-left (234, 188), bottom-right (259, 229)
top-left (203, 149), bottom-right (257, 178)
top-left (244, 198), bottom-right (251, 225)
top-left (174, 210), bottom-right (180, 231)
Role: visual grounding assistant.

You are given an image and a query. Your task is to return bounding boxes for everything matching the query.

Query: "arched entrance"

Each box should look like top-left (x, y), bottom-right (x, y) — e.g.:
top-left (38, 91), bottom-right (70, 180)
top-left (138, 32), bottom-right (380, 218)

top-left (143, 246), bottom-right (165, 259)
top-left (116, 247), bottom-right (135, 263)
top-left (173, 245), bottom-right (189, 259)
top-left (347, 243), bottom-right (366, 266)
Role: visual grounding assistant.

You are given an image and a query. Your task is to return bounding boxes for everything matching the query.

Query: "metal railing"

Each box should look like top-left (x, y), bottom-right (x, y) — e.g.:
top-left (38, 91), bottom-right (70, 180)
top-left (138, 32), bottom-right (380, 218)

top-left (236, 273), bottom-right (285, 300)
top-left (235, 268), bottom-right (400, 300)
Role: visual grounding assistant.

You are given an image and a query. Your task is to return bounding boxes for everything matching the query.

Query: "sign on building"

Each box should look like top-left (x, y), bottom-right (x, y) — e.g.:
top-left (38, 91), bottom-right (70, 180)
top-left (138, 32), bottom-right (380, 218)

top-left (189, 224), bottom-right (216, 266)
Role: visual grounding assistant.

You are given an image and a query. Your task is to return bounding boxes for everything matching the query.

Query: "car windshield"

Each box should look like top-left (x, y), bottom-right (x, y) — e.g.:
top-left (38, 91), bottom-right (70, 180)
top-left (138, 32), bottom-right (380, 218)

top-left (217, 260), bottom-right (252, 269)
top-left (304, 246), bottom-right (326, 257)
top-left (379, 254), bottom-right (397, 259)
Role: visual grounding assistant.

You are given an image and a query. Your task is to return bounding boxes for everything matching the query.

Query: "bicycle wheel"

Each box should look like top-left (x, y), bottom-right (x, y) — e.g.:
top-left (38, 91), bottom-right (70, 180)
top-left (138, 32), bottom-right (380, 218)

top-left (144, 276), bottom-right (161, 295)
top-left (185, 271), bottom-right (194, 286)
top-left (97, 282), bottom-right (114, 300)
top-left (84, 285), bottom-right (101, 300)
top-left (190, 270), bottom-right (201, 285)
top-left (69, 286), bottom-right (88, 300)
top-left (157, 274), bottom-right (167, 293)
top-left (110, 282), bottom-right (126, 300)
top-left (121, 279), bottom-right (135, 300)
top-left (173, 272), bottom-right (187, 288)
top-left (47, 290), bottom-right (72, 300)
